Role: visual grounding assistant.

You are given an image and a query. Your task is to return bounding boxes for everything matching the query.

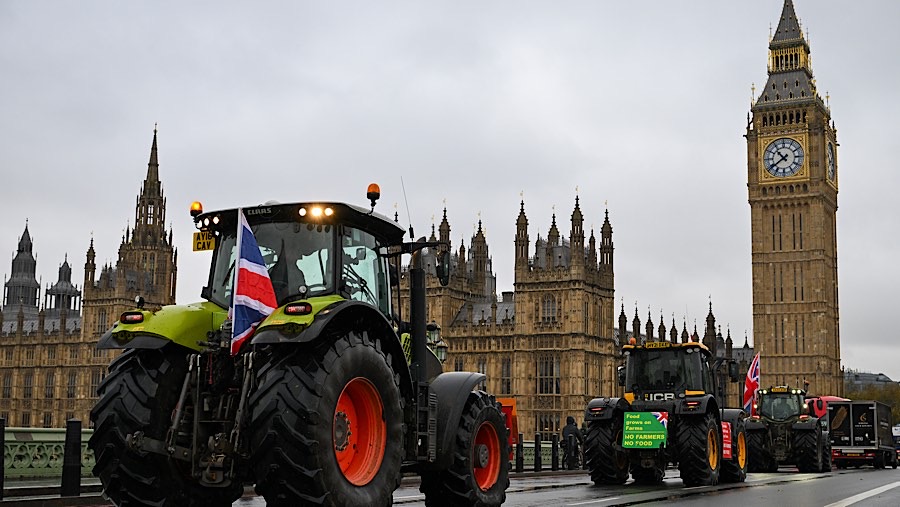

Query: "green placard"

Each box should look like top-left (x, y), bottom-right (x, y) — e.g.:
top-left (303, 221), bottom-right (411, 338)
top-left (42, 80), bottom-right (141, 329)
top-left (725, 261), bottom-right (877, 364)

top-left (622, 412), bottom-right (668, 449)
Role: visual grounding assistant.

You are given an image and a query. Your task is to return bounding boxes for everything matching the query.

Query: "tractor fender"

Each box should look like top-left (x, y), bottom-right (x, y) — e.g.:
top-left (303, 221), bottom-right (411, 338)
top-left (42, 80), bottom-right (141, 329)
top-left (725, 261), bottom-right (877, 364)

top-left (673, 395), bottom-right (718, 416)
top-left (792, 417), bottom-right (820, 432)
top-left (720, 408), bottom-right (747, 426)
top-left (744, 418), bottom-right (766, 432)
top-left (253, 300), bottom-right (415, 399)
top-left (97, 329), bottom-right (169, 350)
top-left (584, 397), bottom-right (630, 422)
top-left (430, 371), bottom-right (487, 469)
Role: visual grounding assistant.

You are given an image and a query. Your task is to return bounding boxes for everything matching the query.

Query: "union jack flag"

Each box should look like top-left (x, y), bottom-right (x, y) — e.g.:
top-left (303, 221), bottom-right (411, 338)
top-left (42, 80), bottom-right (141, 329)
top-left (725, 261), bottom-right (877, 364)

top-left (230, 210), bottom-right (277, 355)
top-left (743, 352), bottom-right (761, 416)
top-left (652, 411), bottom-right (668, 428)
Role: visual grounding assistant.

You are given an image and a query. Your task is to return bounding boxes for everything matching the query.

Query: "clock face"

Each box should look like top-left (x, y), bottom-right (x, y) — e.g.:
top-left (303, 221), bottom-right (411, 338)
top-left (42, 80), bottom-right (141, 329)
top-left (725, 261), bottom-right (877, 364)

top-left (827, 142), bottom-right (836, 180)
top-left (763, 138), bottom-right (804, 177)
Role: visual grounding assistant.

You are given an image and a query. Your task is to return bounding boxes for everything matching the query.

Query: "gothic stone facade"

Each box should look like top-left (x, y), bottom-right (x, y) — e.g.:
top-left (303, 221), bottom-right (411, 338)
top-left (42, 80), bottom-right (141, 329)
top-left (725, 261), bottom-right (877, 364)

top-left (0, 128), bottom-right (176, 427)
top-left (401, 198), bottom-right (620, 439)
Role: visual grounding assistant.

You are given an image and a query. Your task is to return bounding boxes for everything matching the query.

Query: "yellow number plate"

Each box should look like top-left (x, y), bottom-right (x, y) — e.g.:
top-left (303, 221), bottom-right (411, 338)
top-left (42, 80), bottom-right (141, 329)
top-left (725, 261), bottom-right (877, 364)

top-left (193, 231), bottom-right (216, 251)
top-left (644, 341), bottom-right (672, 349)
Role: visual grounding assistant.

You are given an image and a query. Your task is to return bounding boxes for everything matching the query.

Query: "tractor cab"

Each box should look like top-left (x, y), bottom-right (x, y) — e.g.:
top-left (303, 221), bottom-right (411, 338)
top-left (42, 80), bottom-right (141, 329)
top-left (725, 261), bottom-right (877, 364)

top-left (622, 341), bottom-right (714, 403)
top-left (756, 386), bottom-right (808, 422)
top-left (192, 201), bottom-right (404, 314)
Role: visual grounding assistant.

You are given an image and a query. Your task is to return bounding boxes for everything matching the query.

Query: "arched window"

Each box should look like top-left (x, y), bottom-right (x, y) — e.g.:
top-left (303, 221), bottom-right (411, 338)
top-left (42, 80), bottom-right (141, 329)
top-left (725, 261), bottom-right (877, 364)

top-left (541, 294), bottom-right (557, 323)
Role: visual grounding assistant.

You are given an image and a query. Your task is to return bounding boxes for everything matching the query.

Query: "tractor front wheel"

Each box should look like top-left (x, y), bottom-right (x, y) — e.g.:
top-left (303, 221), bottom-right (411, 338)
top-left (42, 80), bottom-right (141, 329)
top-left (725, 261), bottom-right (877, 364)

top-left (676, 412), bottom-right (721, 487)
top-left (248, 331), bottom-right (404, 507)
top-left (746, 429), bottom-right (776, 472)
top-left (584, 418), bottom-right (629, 485)
top-left (88, 346), bottom-right (242, 507)
top-left (419, 391), bottom-right (510, 507)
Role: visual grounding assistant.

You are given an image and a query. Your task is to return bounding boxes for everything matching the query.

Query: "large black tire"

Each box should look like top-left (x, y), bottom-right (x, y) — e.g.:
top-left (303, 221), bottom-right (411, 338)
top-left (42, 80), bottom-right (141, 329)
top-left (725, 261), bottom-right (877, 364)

top-left (419, 391), bottom-right (510, 507)
top-left (720, 419), bottom-right (748, 483)
top-left (747, 429), bottom-right (777, 473)
top-left (88, 346), bottom-right (242, 507)
top-left (873, 450), bottom-right (885, 469)
top-left (248, 331), bottom-right (404, 507)
top-left (794, 429), bottom-right (822, 472)
top-left (822, 437), bottom-right (833, 471)
top-left (584, 418), bottom-right (629, 485)
top-left (676, 412), bottom-right (721, 487)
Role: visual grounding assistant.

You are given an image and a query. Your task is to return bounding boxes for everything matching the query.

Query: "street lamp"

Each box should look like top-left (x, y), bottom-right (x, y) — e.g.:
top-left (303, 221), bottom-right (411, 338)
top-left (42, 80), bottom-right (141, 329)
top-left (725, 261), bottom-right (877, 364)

top-left (426, 320), bottom-right (446, 363)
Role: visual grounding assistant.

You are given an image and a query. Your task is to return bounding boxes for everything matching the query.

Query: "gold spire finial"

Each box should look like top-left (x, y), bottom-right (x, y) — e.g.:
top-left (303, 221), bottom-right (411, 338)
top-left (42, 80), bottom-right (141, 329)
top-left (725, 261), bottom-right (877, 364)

top-left (575, 185), bottom-right (579, 195)
top-left (751, 83), bottom-right (756, 104)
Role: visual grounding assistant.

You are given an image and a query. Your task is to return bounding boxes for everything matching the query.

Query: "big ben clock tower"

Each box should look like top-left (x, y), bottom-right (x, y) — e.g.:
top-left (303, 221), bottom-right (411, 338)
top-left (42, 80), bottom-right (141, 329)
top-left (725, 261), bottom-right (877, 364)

top-left (746, 0), bottom-right (842, 396)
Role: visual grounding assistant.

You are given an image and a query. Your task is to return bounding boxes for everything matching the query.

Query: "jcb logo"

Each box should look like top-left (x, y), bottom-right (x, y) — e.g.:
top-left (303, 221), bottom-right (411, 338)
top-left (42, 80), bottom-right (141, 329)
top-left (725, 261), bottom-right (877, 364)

top-left (644, 393), bottom-right (675, 401)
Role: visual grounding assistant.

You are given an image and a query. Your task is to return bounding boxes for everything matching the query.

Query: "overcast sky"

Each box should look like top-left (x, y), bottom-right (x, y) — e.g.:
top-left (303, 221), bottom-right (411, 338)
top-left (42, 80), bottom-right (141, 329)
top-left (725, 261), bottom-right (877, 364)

top-left (2, 1), bottom-right (899, 381)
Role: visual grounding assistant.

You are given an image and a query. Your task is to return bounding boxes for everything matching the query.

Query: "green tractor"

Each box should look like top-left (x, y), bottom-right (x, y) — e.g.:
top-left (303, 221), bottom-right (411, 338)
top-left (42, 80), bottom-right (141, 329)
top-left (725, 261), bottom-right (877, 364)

top-left (88, 185), bottom-right (510, 507)
top-left (583, 340), bottom-right (747, 487)
top-left (745, 385), bottom-right (828, 473)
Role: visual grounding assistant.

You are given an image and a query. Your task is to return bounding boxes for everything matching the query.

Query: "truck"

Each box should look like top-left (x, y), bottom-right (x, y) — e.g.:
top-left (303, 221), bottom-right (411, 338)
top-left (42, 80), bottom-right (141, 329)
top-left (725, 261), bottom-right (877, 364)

top-left (893, 425), bottom-right (900, 464)
top-left (829, 400), bottom-right (897, 469)
top-left (88, 185), bottom-right (511, 507)
top-left (745, 386), bottom-right (828, 473)
top-left (582, 339), bottom-right (748, 487)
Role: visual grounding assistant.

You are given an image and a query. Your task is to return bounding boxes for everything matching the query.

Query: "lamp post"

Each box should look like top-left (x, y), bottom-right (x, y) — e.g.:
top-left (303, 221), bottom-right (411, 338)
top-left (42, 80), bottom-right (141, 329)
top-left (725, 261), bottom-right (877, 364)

top-left (426, 320), bottom-right (446, 363)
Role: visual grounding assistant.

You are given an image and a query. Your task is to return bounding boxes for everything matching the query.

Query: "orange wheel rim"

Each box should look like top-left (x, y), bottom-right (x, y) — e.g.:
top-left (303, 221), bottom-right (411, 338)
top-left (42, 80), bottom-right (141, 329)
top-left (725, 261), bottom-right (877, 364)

top-left (737, 432), bottom-right (747, 469)
top-left (473, 421), bottom-right (501, 491)
top-left (707, 427), bottom-right (719, 470)
top-left (334, 377), bottom-right (385, 486)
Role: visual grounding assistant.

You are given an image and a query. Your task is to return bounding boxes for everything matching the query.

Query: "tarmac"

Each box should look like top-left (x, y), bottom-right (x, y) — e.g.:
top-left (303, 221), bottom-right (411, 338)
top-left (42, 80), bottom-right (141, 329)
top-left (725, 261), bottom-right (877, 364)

top-left (0, 469), bottom-right (586, 506)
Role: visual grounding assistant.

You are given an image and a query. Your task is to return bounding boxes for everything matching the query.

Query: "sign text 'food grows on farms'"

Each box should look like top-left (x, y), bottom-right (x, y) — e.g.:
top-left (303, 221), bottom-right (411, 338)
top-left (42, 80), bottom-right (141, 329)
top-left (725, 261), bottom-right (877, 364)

top-left (622, 412), bottom-right (668, 449)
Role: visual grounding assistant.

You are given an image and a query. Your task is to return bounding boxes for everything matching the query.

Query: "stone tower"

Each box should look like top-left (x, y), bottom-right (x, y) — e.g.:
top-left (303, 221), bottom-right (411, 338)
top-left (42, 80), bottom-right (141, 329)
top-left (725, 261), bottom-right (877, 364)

top-left (82, 126), bottom-right (177, 343)
top-left (746, 0), bottom-right (842, 396)
top-left (2, 223), bottom-right (41, 320)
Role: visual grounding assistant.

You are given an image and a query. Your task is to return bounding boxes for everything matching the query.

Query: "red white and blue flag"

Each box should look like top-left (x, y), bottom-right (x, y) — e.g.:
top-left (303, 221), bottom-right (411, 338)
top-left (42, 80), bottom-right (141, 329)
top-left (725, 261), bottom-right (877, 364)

top-left (652, 411), bottom-right (668, 428)
top-left (743, 352), bottom-right (761, 416)
top-left (230, 210), bottom-right (277, 355)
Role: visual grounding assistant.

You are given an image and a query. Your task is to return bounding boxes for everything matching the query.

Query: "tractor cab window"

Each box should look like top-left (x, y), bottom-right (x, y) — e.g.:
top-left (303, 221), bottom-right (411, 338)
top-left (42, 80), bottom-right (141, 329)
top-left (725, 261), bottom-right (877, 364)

top-left (207, 220), bottom-right (336, 307)
top-left (341, 226), bottom-right (391, 316)
top-left (759, 394), bottom-right (802, 421)
top-left (625, 348), bottom-right (704, 393)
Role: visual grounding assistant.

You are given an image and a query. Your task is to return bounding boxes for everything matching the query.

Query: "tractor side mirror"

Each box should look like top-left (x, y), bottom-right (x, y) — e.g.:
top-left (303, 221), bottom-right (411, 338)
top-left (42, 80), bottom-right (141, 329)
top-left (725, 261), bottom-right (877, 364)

top-left (435, 251), bottom-right (450, 287)
top-left (617, 365), bottom-right (626, 387)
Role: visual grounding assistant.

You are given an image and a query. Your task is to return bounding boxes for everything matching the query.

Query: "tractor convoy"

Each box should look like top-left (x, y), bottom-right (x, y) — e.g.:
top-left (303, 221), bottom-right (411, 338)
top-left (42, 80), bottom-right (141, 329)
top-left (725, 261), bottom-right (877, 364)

top-left (88, 185), bottom-right (894, 505)
top-left (583, 339), bottom-right (748, 487)
top-left (745, 386), bottom-right (829, 473)
top-left (88, 186), bottom-right (510, 507)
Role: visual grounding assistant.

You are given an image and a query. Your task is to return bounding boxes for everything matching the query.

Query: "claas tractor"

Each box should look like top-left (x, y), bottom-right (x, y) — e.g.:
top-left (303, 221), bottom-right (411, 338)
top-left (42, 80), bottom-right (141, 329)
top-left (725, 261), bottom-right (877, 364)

top-left (583, 339), bottom-right (747, 487)
top-left (745, 386), bottom-right (828, 472)
top-left (88, 185), bottom-right (510, 507)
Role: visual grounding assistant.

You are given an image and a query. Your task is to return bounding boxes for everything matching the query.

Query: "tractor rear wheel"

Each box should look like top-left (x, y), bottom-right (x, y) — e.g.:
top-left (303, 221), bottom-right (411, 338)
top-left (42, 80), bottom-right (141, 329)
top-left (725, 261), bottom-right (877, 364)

top-left (676, 412), bottom-right (721, 487)
top-left (89, 346), bottom-right (242, 507)
top-left (794, 429), bottom-right (822, 472)
top-left (720, 419), bottom-right (747, 483)
top-left (419, 391), bottom-right (509, 507)
top-left (584, 418), bottom-right (629, 485)
top-left (248, 331), bottom-right (403, 507)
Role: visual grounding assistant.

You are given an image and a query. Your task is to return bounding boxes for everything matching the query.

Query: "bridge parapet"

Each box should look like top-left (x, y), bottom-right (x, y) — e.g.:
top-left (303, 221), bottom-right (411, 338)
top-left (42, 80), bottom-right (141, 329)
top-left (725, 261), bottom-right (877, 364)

top-left (3, 427), bottom-right (94, 480)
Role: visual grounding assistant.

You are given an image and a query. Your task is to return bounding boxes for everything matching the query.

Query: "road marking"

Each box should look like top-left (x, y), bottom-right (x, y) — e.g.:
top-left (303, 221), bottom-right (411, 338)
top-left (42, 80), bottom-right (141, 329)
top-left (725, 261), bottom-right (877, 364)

top-left (567, 496), bottom-right (622, 506)
top-left (822, 481), bottom-right (900, 507)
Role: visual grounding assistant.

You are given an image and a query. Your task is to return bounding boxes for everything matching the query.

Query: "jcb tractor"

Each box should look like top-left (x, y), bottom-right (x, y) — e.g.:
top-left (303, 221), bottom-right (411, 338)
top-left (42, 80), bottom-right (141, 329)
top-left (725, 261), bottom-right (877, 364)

top-left (583, 339), bottom-right (747, 487)
top-left (88, 185), bottom-right (510, 507)
top-left (746, 386), bottom-right (828, 473)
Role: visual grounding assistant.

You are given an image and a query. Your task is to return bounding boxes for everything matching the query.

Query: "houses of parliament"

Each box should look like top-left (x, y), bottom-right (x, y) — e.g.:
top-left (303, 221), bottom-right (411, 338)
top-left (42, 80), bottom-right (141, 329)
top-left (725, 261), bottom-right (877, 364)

top-left (0, 0), bottom-right (841, 437)
top-left (0, 128), bottom-right (176, 428)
